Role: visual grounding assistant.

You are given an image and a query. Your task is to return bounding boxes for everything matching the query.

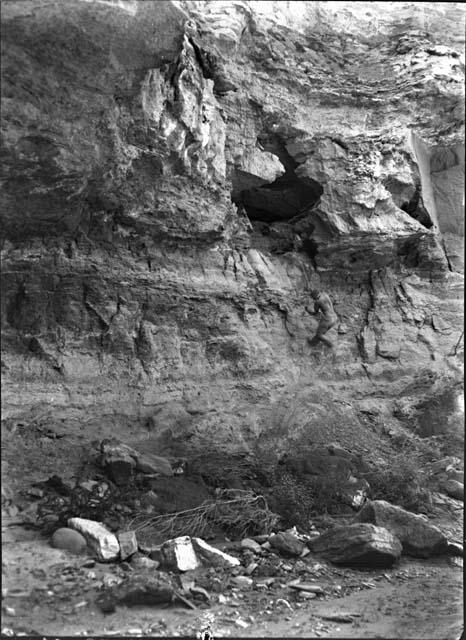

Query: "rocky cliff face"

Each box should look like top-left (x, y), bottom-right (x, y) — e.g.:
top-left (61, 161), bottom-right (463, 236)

top-left (1, 1), bottom-right (464, 457)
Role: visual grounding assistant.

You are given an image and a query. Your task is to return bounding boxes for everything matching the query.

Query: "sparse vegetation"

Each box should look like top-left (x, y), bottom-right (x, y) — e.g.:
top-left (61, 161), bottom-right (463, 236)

top-left (366, 448), bottom-right (432, 513)
top-left (265, 469), bottom-right (352, 529)
top-left (130, 489), bottom-right (279, 545)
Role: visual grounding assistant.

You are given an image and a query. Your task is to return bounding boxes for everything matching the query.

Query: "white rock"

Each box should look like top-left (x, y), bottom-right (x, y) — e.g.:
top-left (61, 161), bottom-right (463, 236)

top-left (192, 537), bottom-right (240, 568)
top-left (68, 517), bottom-right (120, 562)
top-left (161, 536), bottom-right (200, 572)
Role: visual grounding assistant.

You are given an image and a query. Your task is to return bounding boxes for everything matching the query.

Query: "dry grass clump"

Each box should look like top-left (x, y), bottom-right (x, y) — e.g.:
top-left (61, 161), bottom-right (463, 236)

top-left (186, 450), bottom-right (270, 489)
top-left (129, 489), bottom-right (278, 545)
top-left (366, 447), bottom-right (433, 513)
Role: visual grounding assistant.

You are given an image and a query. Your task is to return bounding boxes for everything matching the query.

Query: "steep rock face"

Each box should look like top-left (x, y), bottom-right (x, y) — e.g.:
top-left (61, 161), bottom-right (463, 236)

top-left (1, 1), bottom-right (464, 455)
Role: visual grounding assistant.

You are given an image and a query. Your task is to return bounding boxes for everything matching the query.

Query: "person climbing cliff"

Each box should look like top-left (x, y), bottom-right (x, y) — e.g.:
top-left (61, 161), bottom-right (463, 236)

top-left (306, 289), bottom-right (337, 348)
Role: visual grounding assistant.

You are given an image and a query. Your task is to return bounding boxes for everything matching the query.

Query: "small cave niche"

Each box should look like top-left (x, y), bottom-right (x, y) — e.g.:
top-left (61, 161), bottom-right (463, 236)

top-left (399, 184), bottom-right (433, 229)
top-left (384, 178), bottom-right (433, 229)
top-left (231, 134), bottom-right (324, 258)
top-left (233, 173), bottom-right (323, 223)
top-left (231, 132), bottom-right (323, 224)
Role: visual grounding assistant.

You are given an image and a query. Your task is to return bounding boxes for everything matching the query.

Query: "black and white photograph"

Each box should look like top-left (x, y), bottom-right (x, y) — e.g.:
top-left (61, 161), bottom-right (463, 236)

top-left (1, 1), bottom-right (464, 638)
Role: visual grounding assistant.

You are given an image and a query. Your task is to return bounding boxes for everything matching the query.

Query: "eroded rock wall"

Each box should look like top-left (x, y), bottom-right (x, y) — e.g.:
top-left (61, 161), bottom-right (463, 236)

top-left (1, 1), bottom-right (464, 456)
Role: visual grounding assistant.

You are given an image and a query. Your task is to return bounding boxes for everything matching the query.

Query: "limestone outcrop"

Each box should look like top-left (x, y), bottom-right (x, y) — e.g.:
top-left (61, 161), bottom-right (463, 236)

top-left (1, 1), bottom-right (464, 455)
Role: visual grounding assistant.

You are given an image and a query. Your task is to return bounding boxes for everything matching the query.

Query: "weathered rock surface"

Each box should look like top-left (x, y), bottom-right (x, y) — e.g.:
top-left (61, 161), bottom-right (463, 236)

top-left (0, 1), bottom-right (463, 457)
top-left (269, 532), bottom-right (305, 557)
top-left (68, 517), bottom-right (120, 562)
top-left (108, 572), bottom-right (174, 607)
top-left (309, 522), bottom-right (402, 568)
top-left (356, 500), bottom-right (448, 558)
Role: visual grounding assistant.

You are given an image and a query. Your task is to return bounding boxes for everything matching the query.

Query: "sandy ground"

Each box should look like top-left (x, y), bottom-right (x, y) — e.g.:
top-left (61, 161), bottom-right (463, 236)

top-left (2, 519), bottom-right (463, 639)
top-left (1, 423), bottom-right (463, 639)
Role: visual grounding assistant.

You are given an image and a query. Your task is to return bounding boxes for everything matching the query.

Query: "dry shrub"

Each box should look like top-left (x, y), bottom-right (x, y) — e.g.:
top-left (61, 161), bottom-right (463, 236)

top-left (267, 469), bottom-right (350, 529)
top-left (186, 450), bottom-right (272, 489)
top-left (366, 449), bottom-right (432, 513)
top-left (130, 489), bottom-right (279, 545)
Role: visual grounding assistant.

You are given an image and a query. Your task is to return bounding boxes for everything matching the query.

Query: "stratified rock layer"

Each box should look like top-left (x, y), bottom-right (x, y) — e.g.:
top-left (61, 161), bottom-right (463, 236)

top-left (1, 1), bottom-right (464, 454)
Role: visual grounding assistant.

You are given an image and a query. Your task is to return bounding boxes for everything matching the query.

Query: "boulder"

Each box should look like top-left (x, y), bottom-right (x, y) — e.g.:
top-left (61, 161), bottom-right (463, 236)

top-left (136, 453), bottom-right (173, 476)
top-left (356, 500), bottom-right (449, 558)
top-left (68, 517), bottom-right (120, 562)
top-left (51, 528), bottom-right (87, 555)
top-left (309, 523), bottom-right (402, 568)
top-left (118, 531), bottom-right (138, 561)
top-left (111, 572), bottom-right (174, 606)
top-left (269, 532), bottom-right (305, 557)
top-left (100, 440), bottom-right (136, 486)
top-left (99, 438), bottom-right (173, 483)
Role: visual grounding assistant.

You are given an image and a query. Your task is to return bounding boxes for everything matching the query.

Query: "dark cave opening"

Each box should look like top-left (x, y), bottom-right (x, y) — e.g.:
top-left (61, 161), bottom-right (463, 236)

top-left (231, 131), bottom-right (324, 224)
top-left (232, 172), bottom-right (323, 223)
top-left (399, 184), bottom-right (434, 229)
top-left (230, 134), bottom-right (324, 259)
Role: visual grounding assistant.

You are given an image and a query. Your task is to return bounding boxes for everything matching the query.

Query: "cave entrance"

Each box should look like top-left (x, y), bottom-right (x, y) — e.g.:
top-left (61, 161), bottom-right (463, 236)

top-left (233, 172), bottom-right (323, 223)
top-left (384, 178), bottom-right (433, 229)
top-left (231, 139), bottom-right (323, 223)
top-left (399, 184), bottom-right (434, 229)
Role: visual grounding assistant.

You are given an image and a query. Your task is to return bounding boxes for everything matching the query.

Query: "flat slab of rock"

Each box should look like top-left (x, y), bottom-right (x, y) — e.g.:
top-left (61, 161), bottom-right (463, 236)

top-left (356, 500), bottom-right (448, 558)
top-left (192, 537), bottom-right (240, 568)
top-left (309, 523), bottom-right (402, 568)
top-left (68, 517), bottom-right (120, 562)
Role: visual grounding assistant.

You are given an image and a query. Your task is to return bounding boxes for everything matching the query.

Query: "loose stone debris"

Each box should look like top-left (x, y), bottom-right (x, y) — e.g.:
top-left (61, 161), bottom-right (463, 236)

top-left (2, 436), bottom-right (463, 636)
